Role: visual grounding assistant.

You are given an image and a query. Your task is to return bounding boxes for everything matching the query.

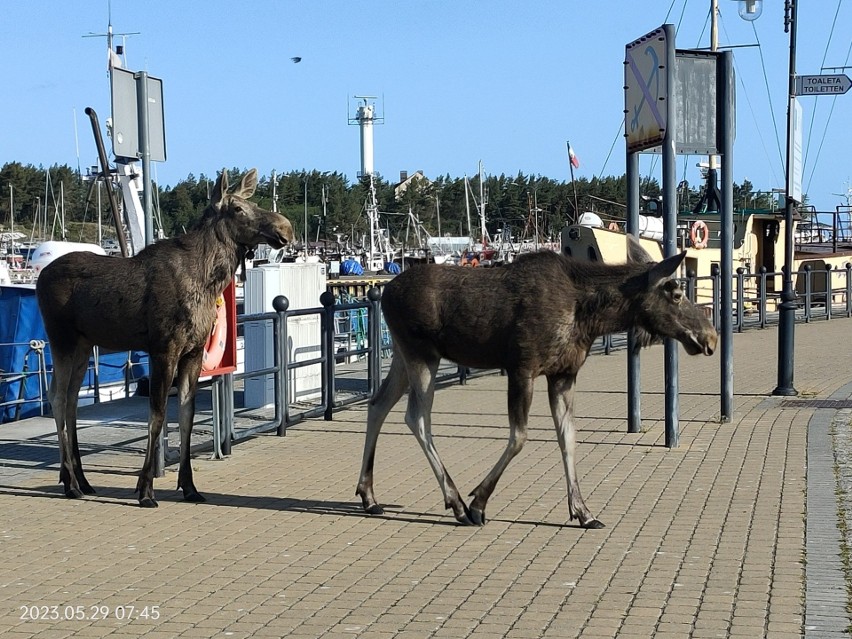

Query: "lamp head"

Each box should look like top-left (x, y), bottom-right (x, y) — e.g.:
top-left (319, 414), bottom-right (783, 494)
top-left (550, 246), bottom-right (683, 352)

top-left (736, 0), bottom-right (763, 21)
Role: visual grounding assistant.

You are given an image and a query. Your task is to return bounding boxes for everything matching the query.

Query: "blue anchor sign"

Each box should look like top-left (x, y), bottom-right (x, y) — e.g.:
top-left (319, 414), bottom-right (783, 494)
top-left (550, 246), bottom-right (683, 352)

top-left (625, 26), bottom-right (670, 152)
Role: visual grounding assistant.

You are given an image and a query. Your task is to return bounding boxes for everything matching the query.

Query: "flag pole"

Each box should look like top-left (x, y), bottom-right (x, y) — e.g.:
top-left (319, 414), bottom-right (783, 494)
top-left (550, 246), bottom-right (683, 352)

top-left (567, 141), bottom-right (579, 224)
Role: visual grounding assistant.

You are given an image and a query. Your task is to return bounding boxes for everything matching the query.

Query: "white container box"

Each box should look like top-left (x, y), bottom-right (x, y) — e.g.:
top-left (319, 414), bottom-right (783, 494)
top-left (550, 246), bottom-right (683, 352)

top-left (244, 263), bottom-right (326, 408)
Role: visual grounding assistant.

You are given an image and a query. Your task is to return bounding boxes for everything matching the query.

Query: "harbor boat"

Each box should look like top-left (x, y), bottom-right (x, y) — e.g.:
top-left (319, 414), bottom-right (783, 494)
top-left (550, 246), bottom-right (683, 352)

top-left (561, 205), bottom-right (852, 308)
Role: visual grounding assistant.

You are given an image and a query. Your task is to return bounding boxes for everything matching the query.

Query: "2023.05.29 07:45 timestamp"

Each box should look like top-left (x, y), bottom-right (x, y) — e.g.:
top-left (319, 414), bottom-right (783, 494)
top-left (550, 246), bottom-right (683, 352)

top-left (20, 604), bottom-right (160, 621)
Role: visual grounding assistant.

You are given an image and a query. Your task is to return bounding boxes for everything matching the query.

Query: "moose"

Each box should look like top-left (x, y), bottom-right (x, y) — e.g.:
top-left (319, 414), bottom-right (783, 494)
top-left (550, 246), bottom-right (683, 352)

top-left (36, 168), bottom-right (294, 507)
top-left (356, 236), bottom-right (717, 528)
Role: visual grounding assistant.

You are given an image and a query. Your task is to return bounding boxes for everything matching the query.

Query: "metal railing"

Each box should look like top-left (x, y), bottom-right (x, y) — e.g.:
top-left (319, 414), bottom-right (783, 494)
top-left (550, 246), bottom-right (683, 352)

top-left (5, 263), bottom-right (852, 471)
top-left (0, 340), bottom-right (49, 421)
top-left (0, 343), bottom-right (147, 423)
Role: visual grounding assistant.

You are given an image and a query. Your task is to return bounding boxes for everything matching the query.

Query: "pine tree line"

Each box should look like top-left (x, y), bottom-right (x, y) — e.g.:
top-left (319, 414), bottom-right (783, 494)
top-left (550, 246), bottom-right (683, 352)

top-left (0, 162), bottom-right (773, 245)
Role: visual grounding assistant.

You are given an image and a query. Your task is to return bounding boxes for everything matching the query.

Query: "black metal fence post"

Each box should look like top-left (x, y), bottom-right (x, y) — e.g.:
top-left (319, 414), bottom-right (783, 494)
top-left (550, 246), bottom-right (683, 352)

top-left (217, 376), bottom-right (233, 456)
top-left (711, 263), bottom-right (721, 329)
top-left (846, 263), bottom-right (852, 318)
top-left (826, 263), bottom-right (833, 321)
top-left (367, 287), bottom-right (382, 397)
top-left (735, 268), bottom-right (745, 333)
top-left (273, 295), bottom-right (290, 436)
top-left (686, 270), bottom-right (696, 303)
top-left (758, 266), bottom-right (767, 329)
top-left (803, 265), bottom-right (812, 323)
top-left (92, 347), bottom-right (101, 403)
top-left (224, 373), bottom-right (235, 451)
top-left (321, 291), bottom-right (336, 421)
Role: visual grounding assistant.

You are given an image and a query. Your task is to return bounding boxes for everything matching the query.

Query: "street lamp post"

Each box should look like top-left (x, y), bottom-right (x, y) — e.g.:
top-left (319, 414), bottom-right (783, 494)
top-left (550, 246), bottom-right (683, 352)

top-left (736, 0), bottom-right (798, 396)
top-left (774, 0), bottom-right (799, 396)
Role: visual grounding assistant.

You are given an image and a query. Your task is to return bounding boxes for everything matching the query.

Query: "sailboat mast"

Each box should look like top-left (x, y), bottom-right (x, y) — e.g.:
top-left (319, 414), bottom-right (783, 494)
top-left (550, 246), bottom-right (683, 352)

top-left (436, 194), bottom-right (441, 239)
top-left (464, 175), bottom-right (473, 246)
top-left (60, 181), bottom-right (66, 240)
top-left (479, 160), bottom-right (486, 246)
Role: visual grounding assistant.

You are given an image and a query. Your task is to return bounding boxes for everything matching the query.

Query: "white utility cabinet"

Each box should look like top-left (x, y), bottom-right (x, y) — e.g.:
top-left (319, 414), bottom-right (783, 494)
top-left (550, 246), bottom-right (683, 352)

top-left (243, 262), bottom-right (326, 408)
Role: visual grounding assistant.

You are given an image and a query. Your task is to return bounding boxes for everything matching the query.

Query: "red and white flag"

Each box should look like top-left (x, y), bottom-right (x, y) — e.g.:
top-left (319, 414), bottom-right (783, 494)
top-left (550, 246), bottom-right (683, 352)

top-left (567, 141), bottom-right (580, 169)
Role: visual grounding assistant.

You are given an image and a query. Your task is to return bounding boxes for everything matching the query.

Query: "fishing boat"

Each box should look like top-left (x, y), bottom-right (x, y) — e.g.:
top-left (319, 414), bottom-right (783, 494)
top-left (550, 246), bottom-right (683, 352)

top-left (0, 14), bottom-right (154, 422)
top-left (560, 203), bottom-right (852, 308)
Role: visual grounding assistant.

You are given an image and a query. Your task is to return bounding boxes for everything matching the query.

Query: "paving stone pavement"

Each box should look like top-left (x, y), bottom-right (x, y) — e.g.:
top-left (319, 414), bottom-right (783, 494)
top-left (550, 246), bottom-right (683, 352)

top-left (0, 318), bottom-right (851, 638)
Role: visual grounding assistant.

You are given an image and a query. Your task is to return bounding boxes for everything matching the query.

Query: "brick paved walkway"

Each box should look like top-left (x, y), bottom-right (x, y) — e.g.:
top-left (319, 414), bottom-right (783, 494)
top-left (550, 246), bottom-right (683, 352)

top-left (1, 318), bottom-right (850, 638)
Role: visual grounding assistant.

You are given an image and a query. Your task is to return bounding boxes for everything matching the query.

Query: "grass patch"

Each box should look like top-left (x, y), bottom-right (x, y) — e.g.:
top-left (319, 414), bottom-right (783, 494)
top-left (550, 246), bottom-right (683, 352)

top-left (830, 414), bottom-right (852, 634)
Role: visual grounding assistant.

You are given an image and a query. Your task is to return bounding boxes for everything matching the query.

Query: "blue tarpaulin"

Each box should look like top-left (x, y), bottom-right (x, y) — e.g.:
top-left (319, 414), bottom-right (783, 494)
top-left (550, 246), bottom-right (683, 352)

top-left (0, 286), bottom-right (149, 422)
top-left (341, 258), bottom-right (364, 276)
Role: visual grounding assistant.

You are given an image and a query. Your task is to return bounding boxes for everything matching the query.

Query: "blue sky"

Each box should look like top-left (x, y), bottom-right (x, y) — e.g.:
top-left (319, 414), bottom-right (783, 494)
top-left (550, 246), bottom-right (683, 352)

top-left (2, 1), bottom-right (851, 211)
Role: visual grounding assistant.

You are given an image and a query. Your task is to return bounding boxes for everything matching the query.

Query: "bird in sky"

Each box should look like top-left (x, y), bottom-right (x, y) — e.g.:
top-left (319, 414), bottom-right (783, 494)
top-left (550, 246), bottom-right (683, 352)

top-left (290, 56), bottom-right (302, 63)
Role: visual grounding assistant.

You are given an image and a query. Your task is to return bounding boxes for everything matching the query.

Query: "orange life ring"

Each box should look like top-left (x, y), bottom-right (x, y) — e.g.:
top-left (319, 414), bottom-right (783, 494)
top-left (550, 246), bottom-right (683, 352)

top-left (690, 220), bottom-right (709, 249)
top-left (608, 222), bottom-right (619, 231)
top-left (202, 296), bottom-right (227, 372)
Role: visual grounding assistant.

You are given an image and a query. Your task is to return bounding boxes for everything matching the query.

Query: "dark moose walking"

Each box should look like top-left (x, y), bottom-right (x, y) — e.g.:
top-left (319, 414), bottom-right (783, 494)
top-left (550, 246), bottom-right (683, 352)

top-left (36, 168), bottom-right (294, 507)
top-left (357, 236), bottom-right (718, 528)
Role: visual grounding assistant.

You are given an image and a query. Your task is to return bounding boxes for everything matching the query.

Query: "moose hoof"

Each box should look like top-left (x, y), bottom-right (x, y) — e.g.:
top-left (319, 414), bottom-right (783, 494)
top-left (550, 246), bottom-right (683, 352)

top-left (581, 518), bottom-right (605, 529)
top-left (78, 480), bottom-right (96, 495)
top-left (452, 503), bottom-right (476, 526)
top-left (365, 503), bottom-right (384, 515)
top-left (180, 482), bottom-right (206, 503)
top-left (64, 488), bottom-right (84, 499)
top-left (138, 497), bottom-right (159, 508)
top-left (469, 508), bottom-right (486, 526)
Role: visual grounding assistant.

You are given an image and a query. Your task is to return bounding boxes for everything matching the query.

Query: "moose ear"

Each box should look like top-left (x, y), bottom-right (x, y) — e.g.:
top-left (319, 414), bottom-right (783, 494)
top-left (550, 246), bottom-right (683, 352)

top-left (646, 251), bottom-right (686, 286)
top-left (233, 168), bottom-right (258, 199)
top-left (210, 168), bottom-right (229, 208)
top-left (626, 234), bottom-right (654, 264)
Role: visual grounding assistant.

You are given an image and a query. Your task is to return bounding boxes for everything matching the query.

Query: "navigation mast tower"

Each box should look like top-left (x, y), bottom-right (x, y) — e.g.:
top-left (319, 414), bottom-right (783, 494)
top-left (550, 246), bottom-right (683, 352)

top-left (348, 96), bottom-right (384, 178)
top-left (348, 96), bottom-right (388, 270)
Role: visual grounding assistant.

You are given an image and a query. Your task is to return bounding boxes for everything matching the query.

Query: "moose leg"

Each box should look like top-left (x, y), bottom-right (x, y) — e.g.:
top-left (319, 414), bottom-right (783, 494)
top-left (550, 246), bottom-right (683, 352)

top-left (64, 346), bottom-right (96, 495)
top-left (403, 357), bottom-right (472, 525)
top-left (50, 346), bottom-right (93, 498)
top-left (175, 351), bottom-right (205, 502)
top-left (357, 354), bottom-right (408, 515)
top-left (136, 355), bottom-right (177, 508)
top-left (48, 353), bottom-right (79, 498)
top-left (467, 372), bottom-right (533, 525)
top-left (547, 372), bottom-right (604, 529)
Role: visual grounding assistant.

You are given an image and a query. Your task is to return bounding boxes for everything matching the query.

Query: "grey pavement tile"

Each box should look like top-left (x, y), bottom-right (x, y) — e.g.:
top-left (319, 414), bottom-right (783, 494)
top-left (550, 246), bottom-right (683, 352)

top-left (0, 318), bottom-right (851, 638)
